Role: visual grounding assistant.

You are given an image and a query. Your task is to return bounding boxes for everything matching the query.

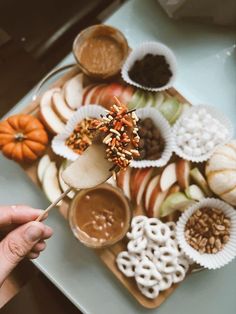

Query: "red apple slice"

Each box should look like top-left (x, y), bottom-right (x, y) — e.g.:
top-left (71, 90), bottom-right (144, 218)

top-left (40, 88), bottom-right (65, 134)
top-left (147, 181), bottom-right (169, 218)
top-left (145, 175), bottom-right (160, 211)
top-left (63, 73), bottom-right (83, 109)
top-left (160, 162), bottom-right (177, 192)
top-left (116, 167), bottom-right (131, 199)
top-left (176, 159), bottom-right (190, 190)
top-left (82, 84), bottom-right (96, 105)
top-left (135, 168), bottom-right (153, 205)
top-left (99, 83), bottom-right (124, 109)
top-left (90, 84), bottom-right (107, 104)
top-left (119, 85), bottom-right (135, 105)
top-left (52, 91), bottom-right (75, 122)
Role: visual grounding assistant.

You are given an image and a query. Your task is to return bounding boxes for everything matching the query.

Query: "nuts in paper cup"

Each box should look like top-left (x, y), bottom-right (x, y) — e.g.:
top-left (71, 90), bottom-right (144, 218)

top-left (51, 105), bottom-right (106, 161)
top-left (121, 41), bottom-right (177, 92)
top-left (176, 198), bottom-right (236, 270)
top-left (130, 107), bottom-right (174, 168)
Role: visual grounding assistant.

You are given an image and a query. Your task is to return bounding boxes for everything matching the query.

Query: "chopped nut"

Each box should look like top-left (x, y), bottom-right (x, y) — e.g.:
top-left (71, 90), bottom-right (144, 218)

top-left (185, 207), bottom-right (231, 255)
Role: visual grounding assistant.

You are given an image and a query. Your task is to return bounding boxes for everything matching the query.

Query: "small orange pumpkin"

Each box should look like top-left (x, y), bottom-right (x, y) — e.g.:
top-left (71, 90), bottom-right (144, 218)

top-left (0, 114), bottom-right (48, 162)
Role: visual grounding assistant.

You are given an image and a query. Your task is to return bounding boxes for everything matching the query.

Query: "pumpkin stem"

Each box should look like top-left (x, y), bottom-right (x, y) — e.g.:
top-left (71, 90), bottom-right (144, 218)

top-left (15, 132), bottom-right (26, 142)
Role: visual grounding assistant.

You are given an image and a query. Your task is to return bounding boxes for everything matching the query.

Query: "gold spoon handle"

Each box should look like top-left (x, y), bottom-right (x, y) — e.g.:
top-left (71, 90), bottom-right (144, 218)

top-left (36, 187), bottom-right (72, 222)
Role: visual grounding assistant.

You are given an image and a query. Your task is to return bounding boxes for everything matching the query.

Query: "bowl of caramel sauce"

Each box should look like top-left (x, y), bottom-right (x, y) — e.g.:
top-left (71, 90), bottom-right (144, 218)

top-left (68, 183), bottom-right (131, 248)
top-left (73, 25), bottom-right (129, 79)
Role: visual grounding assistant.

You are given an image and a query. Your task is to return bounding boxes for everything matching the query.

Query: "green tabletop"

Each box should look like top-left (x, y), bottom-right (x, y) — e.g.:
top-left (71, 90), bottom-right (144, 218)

top-left (1, 0), bottom-right (236, 313)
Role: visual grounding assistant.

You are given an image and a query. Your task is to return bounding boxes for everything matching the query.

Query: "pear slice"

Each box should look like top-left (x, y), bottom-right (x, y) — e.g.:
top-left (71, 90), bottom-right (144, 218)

top-left (37, 154), bottom-right (51, 183)
top-left (160, 192), bottom-right (194, 217)
top-left (63, 73), bottom-right (83, 109)
top-left (62, 143), bottom-right (112, 190)
top-left (52, 91), bottom-right (75, 122)
top-left (42, 162), bottom-right (62, 205)
top-left (59, 161), bottom-right (76, 199)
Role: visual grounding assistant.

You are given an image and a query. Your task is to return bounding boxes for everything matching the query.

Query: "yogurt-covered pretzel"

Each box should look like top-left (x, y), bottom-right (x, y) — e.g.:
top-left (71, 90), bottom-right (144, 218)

top-left (137, 282), bottom-right (160, 299)
top-left (127, 235), bottom-right (147, 253)
top-left (131, 215), bottom-right (148, 228)
top-left (127, 222), bottom-right (145, 240)
top-left (145, 221), bottom-right (171, 243)
top-left (159, 246), bottom-right (179, 263)
top-left (135, 257), bottom-right (162, 287)
top-left (116, 251), bottom-right (139, 277)
top-left (159, 274), bottom-right (173, 291)
top-left (172, 264), bottom-right (186, 283)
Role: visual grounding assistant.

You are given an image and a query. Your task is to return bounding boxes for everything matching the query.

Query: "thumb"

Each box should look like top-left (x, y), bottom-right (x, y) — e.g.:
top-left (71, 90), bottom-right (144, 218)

top-left (0, 221), bottom-right (44, 286)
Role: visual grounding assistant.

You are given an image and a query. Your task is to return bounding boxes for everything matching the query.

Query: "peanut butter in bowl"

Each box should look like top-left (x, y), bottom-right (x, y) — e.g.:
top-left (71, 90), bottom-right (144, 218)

top-left (73, 25), bottom-right (129, 79)
top-left (69, 183), bottom-right (131, 248)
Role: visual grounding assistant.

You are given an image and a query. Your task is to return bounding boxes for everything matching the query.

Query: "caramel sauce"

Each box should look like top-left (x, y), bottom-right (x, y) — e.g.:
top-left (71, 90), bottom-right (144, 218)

top-left (77, 35), bottom-right (123, 74)
top-left (75, 187), bottom-right (127, 243)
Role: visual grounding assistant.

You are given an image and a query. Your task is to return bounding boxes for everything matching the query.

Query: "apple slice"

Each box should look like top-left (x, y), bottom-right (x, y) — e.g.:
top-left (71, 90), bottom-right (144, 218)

top-left (59, 161), bottom-right (76, 199)
top-left (176, 159), bottom-right (190, 189)
top-left (148, 185), bottom-right (169, 218)
top-left (159, 97), bottom-right (182, 124)
top-left (42, 162), bottom-right (62, 205)
top-left (63, 73), bottom-right (83, 109)
top-left (190, 167), bottom-right (212, 196)
top-left (145, 175), bottom-right (160, 211)
top-left (52, 91), bottom-right (75, 122)
top-left (119, 85), bottom-right (135, 105)
top-left (145, 92), bottom-right (155, 107)
top-left (37, 154), bottom-right (51, 183)
top-left (153, 92), bottom-right (164, 108)
top-left (116, 167), bottom-right (131, 199)
top-left (90, 84), bottom-right (107, 105)
top-left (135, 168), bottom-right (153, 205)
top-left (128, 89), bottom-right (143, 109)
top-left (62, 143), bottom-right (112, 190)
top-left (40, 88), bottom-right (66, 134)
top-left (160, 192), bottom-right (193, 217)
top-left (168, 183), bottom-right (181, 194)
top-left (136, 91), bottom-right (147, 108)
top-left (99, 83), bottom-right (124, 109)
top-left (106, 176), bottom-right (116, 187)
top-left (82, 84), bottom-right (96, 105)
top-left (185, 185), bottom-right (205, 201)
top-left (160, 163), bottom-right (177, 192)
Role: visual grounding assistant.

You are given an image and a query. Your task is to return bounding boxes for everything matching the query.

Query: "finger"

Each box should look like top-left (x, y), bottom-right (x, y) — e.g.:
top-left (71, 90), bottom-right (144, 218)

top-left (0, 205), bottom-right (44, 228)
top-left (43, 225), bottom-right (53, 239)
top-left (30, 240), bottom-right (46, 254)
top-left (0, 221), bottom-right (51, 286)
top-left (28, 252), bottom-right (40, 260)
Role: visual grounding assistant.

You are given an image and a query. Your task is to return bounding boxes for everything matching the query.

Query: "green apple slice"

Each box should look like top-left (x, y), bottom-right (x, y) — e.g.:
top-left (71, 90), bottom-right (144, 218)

top-left (190, 168), bottom-right (213, 196)
top-left (153, 92), bottom-right (165, 108)
top-left (160, 192), bottom-right (193, 217)
top-left (185, 185), bottom-right (205, 201)
top-left (59, 161), bottom-right (76, 199)
top-left (158, 97), bottom-right (182, 124)
top-left (128, 90), bottom-right (143, 109)
top-left (145, 92), bottom-right (155, 107)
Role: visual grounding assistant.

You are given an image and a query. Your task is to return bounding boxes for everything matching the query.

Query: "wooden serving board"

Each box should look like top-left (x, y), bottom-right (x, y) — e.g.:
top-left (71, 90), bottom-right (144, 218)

top-left (20, 66), bottom-right (191, 309)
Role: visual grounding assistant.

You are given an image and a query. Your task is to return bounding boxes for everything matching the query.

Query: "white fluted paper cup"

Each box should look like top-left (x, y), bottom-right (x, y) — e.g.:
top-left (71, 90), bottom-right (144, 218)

top-left (51, 104), bottom-right (106, 161)
top-left (121, 41), bottom-right (177, 92)
top-left (176, 198), bottom-right (236, 270)
top-left (130, 107), bottom-right (174, 168)
top-left (172, 104), bottom-right (233, 163)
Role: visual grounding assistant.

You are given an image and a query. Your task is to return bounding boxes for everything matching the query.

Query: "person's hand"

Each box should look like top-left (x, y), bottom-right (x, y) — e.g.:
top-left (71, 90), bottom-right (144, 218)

top-left (0, 205), bottom-right (53, 287)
